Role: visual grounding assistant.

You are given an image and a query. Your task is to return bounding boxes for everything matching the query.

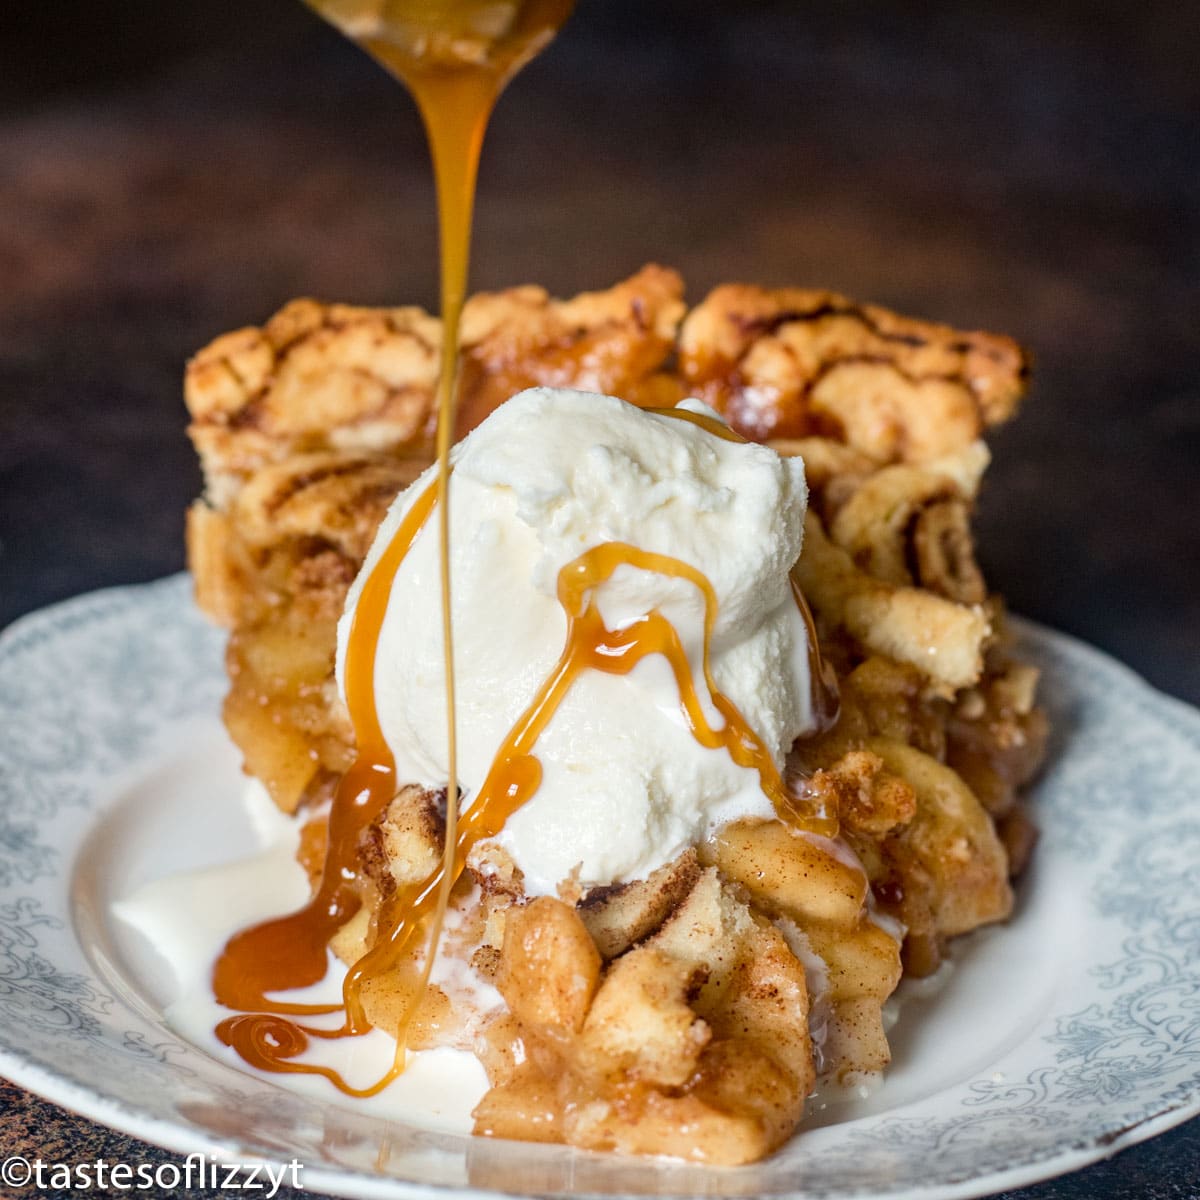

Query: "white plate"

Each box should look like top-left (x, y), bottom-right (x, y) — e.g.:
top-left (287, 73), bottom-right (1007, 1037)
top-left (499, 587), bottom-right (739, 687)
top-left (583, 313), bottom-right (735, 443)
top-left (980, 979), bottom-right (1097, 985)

top-left (1, 575), bottom-right (1199, 1200)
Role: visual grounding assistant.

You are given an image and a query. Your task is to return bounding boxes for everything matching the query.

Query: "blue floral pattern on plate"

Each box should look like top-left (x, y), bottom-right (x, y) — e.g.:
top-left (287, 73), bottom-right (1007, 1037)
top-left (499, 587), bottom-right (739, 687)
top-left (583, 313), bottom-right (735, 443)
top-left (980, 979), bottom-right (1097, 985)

top-left (1, 576), bottom-right (1198, 1200)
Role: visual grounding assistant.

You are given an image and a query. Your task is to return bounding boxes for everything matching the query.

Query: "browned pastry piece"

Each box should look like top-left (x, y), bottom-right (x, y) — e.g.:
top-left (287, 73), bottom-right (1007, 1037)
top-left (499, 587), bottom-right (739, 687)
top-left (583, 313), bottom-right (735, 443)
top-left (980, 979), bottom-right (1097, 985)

top-left (474, 870), bottom-right (820, 1165)
top-left (186, 264), bottom-right (685, 507)
top-left (768, 425), bottom-right (1047, 978)
top-left (186, 302), bottom-right (441, 510)
top-left (454, 263), bottom-right (686, 435)
top-left (678, 284), bottom-right (1029, 458)
top-left (188, 451), bottom-right (417, 810)
top-left (575, 850), bottom-right (702, 960)
top-left (788, 633), bottom-right (1045, 977)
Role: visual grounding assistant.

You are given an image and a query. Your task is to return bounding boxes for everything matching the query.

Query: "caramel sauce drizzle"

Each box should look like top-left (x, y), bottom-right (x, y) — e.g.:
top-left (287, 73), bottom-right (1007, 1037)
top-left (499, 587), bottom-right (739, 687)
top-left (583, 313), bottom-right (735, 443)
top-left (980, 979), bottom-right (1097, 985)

top-left (215, 2), bottom-right (837, 1097)
top-left (343, 541), bottom-right (839, 1006)
top-left (218, 517), bottom-right (839, 1086)
top-left (217, 0), bottom-right (573, 1092)
top-left (216, 407), bottom-right (839, 1094)
top-left (214, 477), bottom-right (442, 1094)
top-left (218, 519), bottom-right (836, 1084)
top-left (791, 573), bottom-right (840, 734)
top-left (349, 0), bottom-right (574, 1074)
top-left (648, 403), bottom-right (746, 443)
top-left (650, 404), bottom-right (840, 729)
top-left (217, 405), bottom-right (838, 1095)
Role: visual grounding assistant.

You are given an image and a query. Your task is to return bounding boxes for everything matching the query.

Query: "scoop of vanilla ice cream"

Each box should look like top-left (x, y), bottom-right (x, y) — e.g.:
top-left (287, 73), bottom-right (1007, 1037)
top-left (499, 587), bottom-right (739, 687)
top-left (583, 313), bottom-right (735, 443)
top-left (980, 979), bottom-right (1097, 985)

top-left (337, 387), bottom-right (813, 895)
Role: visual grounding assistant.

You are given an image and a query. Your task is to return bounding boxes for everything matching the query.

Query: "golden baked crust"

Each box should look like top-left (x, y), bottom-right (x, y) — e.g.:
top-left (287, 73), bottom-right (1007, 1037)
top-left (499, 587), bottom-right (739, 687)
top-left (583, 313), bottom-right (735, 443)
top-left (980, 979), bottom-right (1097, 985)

top-left (678, 284), bottom-right (1028, 456)
top-left (186, 264), bottom-right (685, 508)
top-left (454, 263), bottom-right (686, 434)
top-left (185, 268), bottom-right (1045, 1162)
top-left (191, 452), bottom-right (419, 808)
top-left (186, 301), bottom-right (441, 510)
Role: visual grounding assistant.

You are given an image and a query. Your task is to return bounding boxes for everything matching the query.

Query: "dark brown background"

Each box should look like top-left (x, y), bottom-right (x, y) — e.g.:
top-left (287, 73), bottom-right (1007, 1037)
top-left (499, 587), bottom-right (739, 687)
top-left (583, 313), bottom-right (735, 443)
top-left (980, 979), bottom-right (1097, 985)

top-left (1, 1), bottom-right (1197, 1197)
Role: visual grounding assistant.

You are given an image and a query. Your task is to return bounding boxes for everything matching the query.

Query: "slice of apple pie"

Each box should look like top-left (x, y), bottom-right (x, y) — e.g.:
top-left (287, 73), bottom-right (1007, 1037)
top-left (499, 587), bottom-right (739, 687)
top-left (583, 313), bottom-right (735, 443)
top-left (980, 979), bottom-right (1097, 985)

top-left (185, 267), bottom-right (1047, 1164)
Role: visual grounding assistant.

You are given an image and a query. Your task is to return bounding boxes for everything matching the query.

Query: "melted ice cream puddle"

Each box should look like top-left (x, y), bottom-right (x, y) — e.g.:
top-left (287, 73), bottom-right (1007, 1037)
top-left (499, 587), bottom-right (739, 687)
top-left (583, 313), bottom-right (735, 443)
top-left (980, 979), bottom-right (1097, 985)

top-left (112, 786), bottom-right (890, 1131)
top-left (112, 783), bottom-right (489, 1131)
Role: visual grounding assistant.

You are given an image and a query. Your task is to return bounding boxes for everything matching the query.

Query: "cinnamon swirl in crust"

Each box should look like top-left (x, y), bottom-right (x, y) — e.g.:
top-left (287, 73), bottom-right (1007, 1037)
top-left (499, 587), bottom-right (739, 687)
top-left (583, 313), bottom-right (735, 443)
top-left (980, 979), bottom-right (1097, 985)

top-left (678, 283), bottom-right (1028, 456)
top-left (187, 264), bottom-right (685, 508)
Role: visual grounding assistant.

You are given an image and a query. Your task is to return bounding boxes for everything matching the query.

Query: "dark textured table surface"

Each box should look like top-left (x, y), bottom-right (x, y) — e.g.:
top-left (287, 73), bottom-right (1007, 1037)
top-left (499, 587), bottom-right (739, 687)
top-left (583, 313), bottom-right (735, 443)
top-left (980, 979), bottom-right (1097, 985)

top-left (1, 1), bottom-right (1197, 1197)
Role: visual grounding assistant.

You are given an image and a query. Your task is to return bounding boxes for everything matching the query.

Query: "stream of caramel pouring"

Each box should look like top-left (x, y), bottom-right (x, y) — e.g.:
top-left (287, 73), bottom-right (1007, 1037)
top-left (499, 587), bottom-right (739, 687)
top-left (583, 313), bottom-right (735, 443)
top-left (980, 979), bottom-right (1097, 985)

top-left (215, 0), bottom-right (575, 1091)
top-left (213, 1), bottom-right (839, 1095)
